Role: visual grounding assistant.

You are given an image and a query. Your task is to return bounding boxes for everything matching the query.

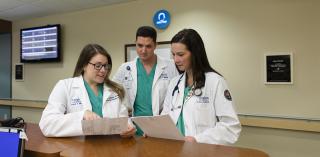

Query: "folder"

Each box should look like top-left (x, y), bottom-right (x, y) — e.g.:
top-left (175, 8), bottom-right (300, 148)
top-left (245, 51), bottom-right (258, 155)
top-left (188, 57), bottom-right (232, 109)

top-left (131, 115), bottom-right (184, 141)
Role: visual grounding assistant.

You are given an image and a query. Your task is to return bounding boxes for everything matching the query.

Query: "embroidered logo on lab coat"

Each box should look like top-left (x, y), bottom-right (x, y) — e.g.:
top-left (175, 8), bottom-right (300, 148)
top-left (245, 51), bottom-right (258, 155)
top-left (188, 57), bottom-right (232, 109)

top-left (160, 73), bottom-right (169, 80)
top-left (197, 96), bottom-right (209, 103)
top-left (106, 95), bottom-right (119, 101)
top-left (71, 97), bottom-right (82, 105)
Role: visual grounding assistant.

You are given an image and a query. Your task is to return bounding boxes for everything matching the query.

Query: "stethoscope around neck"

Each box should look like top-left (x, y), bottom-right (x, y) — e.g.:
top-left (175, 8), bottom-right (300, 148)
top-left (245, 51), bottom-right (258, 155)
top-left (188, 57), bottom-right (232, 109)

top-left (170, 73), bottom-right (202, 111)
top-left (171, 73), bottom-right (202, 97)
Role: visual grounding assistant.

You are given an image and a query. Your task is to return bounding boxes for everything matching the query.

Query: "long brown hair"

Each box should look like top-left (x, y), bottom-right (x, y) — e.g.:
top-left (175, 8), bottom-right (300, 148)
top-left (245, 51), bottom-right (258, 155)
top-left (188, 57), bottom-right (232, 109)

top-left (171, 29), bottom-right (222, 90)
top-left (73, 44), bottom-right (125, 101)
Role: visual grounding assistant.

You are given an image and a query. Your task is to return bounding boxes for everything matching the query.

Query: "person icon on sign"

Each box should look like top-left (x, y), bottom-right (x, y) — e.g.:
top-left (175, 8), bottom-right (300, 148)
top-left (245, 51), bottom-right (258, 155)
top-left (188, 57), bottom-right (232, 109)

top-left (156, 12), bottom-right (167, 24)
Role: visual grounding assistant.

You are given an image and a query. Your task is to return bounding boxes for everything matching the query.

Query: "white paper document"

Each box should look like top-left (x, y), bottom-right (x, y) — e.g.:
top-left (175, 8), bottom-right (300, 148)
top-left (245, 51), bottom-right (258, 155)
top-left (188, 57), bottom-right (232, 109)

top-left (82, 117), bottom-right (128, 135)
top-left (131, 115), bottom-right (184, 141)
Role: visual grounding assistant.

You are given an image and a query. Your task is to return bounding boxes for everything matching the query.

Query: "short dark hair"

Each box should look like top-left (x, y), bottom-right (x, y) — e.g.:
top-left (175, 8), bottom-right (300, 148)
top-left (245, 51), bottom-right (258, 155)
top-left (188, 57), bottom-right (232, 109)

top-left (171, 29), bottom-right (221, 90)
top-left (136, 26), bottom-right (157, 43)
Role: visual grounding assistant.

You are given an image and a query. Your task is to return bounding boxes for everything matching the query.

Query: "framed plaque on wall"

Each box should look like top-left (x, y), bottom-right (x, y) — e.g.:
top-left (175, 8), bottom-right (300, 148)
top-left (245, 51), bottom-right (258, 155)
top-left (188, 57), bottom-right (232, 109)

top-left (264, 53), bottom-right (293, 84)
top-left (15, 63), bottom-right (24, 81)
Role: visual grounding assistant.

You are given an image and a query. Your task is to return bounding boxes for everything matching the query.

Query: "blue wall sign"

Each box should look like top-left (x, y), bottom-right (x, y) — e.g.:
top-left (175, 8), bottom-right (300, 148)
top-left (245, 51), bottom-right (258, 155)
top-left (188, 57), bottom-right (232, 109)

top-left (153, 10), bottom-right (170, 29)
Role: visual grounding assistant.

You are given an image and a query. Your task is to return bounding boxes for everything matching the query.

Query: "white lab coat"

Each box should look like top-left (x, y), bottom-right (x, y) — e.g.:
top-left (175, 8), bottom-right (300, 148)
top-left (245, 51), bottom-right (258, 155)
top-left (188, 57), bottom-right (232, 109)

top-left (39, 76), bottom-right (129, 137)
top-left (161, 72), bottom-right (241, 145)
top-left (113, 56), bottom-right (179, 116)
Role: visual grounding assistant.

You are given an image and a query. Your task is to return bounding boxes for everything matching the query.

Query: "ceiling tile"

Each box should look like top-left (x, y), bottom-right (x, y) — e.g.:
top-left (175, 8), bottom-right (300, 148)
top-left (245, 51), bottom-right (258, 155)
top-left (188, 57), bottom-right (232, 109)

top-left (0, 4), bottom-right (54, 21)
top-left (0, 0), bottom-right (135, 21)
top-left (0, 0), bottom-right (25, 11)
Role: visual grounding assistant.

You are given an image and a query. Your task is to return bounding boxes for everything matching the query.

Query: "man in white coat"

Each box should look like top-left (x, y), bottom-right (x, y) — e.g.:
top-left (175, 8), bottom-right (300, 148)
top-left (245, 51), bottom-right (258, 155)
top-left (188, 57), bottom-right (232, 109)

top-left (113, 26), bottom-right (178, 135)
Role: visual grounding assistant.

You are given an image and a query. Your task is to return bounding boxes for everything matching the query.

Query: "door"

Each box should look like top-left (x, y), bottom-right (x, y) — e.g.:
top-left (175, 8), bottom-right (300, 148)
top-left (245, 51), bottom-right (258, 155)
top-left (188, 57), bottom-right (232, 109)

top-left (0, 33), bottom-right (12, 119)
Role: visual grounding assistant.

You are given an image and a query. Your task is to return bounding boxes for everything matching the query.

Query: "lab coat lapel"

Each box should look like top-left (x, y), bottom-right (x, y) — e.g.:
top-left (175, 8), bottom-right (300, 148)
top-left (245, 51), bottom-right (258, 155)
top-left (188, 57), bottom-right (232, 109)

top-left (102, 85), bottom-right (111, 106)
top-left (177, 73), bottom-right (186, 110)
top-left (74, 76), bottom-right (92, 111)
top-left (171, 73), bottom-right (186, 123)
top-left (152, 56), bottom-right (167, 88)
top-left (131, 60), bottom-right (137, 100)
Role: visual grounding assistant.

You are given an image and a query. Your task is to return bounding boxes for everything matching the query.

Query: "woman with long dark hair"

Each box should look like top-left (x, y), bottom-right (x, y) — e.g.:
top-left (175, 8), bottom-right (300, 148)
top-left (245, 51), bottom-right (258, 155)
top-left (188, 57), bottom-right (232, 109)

top-left (161, 29), bottom-right (241, 145)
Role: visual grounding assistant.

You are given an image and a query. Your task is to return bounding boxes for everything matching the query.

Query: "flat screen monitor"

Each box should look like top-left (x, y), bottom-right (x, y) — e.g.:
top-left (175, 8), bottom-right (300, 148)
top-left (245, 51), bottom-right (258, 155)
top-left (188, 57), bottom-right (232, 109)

top-left (20, 24), bottom-right (61, 63)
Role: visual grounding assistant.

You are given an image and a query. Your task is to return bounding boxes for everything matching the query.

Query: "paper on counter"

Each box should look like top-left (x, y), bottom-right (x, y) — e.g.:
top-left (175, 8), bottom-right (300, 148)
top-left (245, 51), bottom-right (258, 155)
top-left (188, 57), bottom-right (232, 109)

top-left (82, 117), bottom-right (128, 135)
top-left (131, 115), bottom-right (184, 141)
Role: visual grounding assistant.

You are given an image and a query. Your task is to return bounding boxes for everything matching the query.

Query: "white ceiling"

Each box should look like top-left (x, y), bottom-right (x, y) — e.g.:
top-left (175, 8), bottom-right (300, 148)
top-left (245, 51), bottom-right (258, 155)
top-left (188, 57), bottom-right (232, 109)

top-left (0, 0), bottom-right (135, 21)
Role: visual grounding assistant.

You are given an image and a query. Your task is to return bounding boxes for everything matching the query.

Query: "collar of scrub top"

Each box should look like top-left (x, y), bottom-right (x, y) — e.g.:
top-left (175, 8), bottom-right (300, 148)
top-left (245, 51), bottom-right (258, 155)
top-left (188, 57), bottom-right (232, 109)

top-left (170, 83), bottom-right (195, 111)
top-left (171, 73), bottom-right (202, 97)
top-left (184, 84), bottom-right (203, 102)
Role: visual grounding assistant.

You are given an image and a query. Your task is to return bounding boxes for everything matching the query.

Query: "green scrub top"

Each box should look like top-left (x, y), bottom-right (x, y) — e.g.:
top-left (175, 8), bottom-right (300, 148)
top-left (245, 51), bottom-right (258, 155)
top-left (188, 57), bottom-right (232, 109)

top-left (134, 58), bottom-right (157, 136)
top-left (176, 86), bottom-right (192, 136)
top-left (84, 80), bottom-right (104, 117)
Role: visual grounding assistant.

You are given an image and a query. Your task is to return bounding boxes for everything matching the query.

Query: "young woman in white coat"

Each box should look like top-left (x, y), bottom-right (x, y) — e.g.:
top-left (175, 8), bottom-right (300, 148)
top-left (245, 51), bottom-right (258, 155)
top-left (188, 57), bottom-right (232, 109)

top-left (161, 29), bottom-right (241, 145)
top-left (39, 44), bottom-right (135, 137)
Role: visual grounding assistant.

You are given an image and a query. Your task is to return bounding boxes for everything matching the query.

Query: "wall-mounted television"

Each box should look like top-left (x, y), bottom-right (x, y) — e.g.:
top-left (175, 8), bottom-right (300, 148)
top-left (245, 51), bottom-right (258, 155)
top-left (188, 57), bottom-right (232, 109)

top-left (20, 24), bottom-right (61, 63)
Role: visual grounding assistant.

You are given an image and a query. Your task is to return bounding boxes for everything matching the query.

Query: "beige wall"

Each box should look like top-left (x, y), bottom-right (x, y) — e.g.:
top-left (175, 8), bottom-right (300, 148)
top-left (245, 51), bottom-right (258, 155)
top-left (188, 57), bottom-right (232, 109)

top-left (12, 0), bottom-right (320, 119)
top-left (10, 0), bottom-right (320, 157)
top-left (236, 126), bottom-right (320, 157)
top-left (12, 106), bottom-right (42, 123)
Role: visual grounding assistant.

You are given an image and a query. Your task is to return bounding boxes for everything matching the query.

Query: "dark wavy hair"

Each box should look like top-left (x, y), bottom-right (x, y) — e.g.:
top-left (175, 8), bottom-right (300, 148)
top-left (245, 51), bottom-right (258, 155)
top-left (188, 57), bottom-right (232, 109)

top-left (136, 26), bottom-right (157, 43)
top-left (73, 44), bottom-right (124, 100)
top-left (171, 29), bottom-right (221, 90)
